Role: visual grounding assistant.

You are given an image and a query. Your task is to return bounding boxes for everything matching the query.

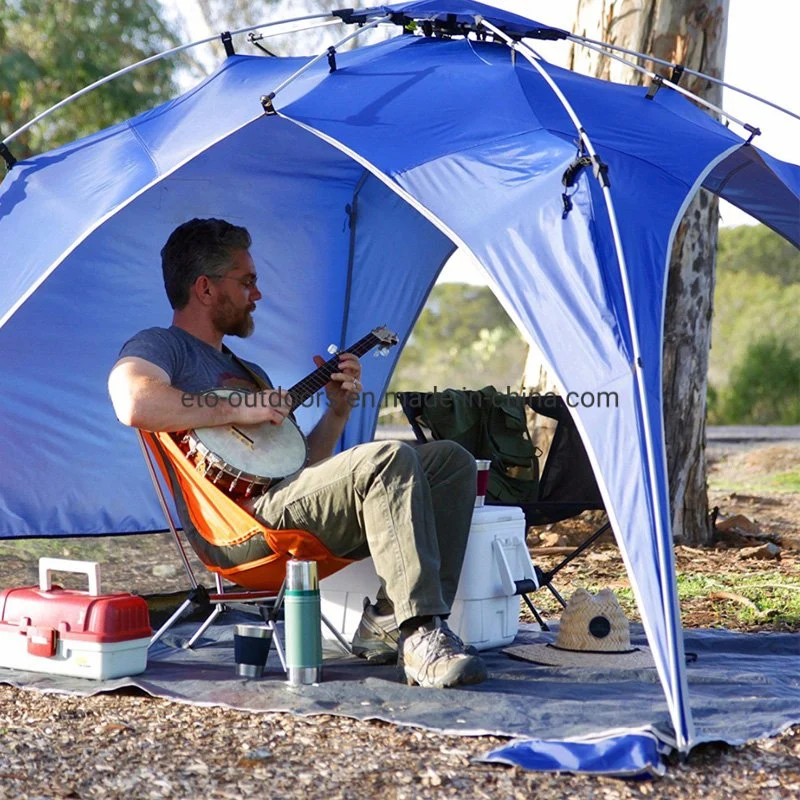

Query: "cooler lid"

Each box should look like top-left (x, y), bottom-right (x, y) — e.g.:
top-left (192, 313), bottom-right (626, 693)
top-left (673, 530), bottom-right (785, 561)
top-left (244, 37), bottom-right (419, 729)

top-left (471, 504), bottom-right (526, 525)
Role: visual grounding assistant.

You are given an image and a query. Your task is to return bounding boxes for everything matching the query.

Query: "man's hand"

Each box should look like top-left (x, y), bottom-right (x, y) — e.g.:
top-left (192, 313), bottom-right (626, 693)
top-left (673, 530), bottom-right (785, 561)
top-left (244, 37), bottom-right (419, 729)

top-left (313, 352), bottom-right (363, 418)
top-left (234, 388), bottom-right (294, 426)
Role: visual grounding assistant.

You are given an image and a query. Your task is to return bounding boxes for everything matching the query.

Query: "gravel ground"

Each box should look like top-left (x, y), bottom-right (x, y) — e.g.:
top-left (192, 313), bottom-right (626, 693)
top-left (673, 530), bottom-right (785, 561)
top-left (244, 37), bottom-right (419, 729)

top-left (1, 687), bottom-right (798, 800)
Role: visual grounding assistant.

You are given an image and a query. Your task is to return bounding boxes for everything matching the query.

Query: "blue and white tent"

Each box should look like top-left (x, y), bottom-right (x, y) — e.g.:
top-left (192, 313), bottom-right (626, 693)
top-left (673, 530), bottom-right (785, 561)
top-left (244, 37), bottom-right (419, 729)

top-left (1, 0), bottom-right (798, 763)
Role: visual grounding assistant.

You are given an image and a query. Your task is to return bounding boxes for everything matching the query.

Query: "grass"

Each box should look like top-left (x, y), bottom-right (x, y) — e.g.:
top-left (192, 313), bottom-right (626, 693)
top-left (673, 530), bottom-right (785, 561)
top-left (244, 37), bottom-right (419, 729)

top-left (771, 469), bottom-right (800, 492)
top-left (675, 571), bottom-right (800, 625)
top-left (708, 469), bottom-right (800, 494)
top-left (708, 468), bottom-right (800, 495)
top-left (606, 572), bottom-right (800, 627)
top-left (521, 569), bottom-right (800, 630)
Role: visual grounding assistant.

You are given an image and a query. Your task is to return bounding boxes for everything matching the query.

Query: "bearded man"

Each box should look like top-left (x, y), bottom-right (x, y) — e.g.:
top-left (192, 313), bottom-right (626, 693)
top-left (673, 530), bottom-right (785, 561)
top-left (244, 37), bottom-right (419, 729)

top-left (108, 217), bottom-right (486, 688)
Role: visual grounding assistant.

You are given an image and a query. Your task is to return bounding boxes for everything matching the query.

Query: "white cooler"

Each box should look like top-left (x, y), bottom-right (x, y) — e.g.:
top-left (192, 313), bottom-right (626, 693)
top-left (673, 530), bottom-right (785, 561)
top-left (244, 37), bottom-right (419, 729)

top-left (449, 505), bottom-right (537, 650)
top-left (319, 557), bottom-right (381, 643)
top-left (320, 505), bottom-right (536, 650)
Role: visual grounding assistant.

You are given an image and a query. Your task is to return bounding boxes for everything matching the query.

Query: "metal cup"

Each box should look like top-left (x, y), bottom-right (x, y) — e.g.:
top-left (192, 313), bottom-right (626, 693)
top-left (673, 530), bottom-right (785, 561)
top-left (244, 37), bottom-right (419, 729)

top-left (234, 624), bottom-right (273, 678)
top-left (475, 459), bottom-right (492, 507)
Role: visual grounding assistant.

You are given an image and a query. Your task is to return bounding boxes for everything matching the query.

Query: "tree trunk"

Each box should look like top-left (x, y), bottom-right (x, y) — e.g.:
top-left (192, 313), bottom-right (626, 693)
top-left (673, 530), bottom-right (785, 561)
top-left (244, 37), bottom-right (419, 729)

top-left (568, 0), bottom-right (728, 545)
top-left (520, 344), bottom-right (560, 463)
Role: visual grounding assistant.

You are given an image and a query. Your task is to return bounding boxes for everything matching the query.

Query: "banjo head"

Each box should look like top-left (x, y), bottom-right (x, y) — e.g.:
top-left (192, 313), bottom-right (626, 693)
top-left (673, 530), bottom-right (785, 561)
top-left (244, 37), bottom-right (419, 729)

top-left (191, 389), bottom-right (308, 482)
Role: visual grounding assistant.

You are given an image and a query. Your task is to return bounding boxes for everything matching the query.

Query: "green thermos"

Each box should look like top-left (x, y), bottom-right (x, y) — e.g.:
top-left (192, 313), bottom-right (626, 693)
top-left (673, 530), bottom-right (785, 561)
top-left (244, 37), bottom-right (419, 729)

top-left (284, 559), bottom-right (322, 685)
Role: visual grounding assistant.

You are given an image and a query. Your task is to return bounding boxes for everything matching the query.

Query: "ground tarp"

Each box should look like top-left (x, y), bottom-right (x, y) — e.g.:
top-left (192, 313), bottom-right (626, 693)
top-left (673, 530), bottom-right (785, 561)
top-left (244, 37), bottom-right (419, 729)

top-left (0, 619), bottom-right (798, 776)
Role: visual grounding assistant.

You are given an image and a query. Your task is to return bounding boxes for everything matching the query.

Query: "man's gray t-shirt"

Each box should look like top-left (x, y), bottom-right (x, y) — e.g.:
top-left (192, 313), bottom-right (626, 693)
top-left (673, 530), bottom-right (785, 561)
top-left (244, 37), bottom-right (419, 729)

top-left (118, 326), bottom-right (271, 393)
top-left (118, 325), bottom-right (277, 564)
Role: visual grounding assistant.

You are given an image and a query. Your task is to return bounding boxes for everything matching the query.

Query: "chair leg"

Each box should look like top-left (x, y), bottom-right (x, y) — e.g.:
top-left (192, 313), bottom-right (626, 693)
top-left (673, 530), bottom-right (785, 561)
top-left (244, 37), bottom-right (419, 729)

top-left (321, 610), bottom-right (353, 655)
top-left (185, 604), bottom-right (225, 649)
top-left (521, 593), bottom-right (550, 632)
top-left (149, 597), bottom-right (194, 647)
top-left (546, 583), bottom-right (568, 608)
top-left (267, 619), bottom-right (287, 672)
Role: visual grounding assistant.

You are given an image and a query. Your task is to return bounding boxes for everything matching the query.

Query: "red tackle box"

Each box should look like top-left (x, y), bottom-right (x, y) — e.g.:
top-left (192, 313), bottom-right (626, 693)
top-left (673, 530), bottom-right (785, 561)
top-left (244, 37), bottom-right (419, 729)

top-left (0, 558), bottom-right (151, 680)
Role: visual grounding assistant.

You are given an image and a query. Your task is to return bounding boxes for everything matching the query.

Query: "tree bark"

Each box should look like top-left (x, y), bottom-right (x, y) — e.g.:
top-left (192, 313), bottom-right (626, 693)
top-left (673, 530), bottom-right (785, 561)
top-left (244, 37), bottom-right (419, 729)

top-left (567, 0), bottom-right (729, 545)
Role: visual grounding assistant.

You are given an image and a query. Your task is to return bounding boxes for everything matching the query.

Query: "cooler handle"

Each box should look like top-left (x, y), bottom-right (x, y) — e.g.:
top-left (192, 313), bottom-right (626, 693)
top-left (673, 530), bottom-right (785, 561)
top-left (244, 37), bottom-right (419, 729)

top-left (39, 558), bottom-right (101, 596)
top-left (492, 538), bottom-right (538, 597)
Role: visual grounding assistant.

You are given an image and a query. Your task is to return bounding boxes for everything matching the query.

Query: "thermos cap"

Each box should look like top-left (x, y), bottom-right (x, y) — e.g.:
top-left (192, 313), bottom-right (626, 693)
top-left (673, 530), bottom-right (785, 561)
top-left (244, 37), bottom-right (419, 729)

top-left (286, 559), bottom-right (319, 591)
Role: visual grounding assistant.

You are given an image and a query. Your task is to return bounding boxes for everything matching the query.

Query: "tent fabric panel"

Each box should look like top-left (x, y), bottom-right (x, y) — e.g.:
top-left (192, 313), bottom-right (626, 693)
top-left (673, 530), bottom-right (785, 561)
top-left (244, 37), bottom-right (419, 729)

top-left (582, 151), bottom-right (698, 377)
top-left (336, 172), bottom-right (457, 449)
top-left (394, 136), bottom-right (630, 387)
top-left (0, 125), bottom-right (160, 327)
top-left (514, 61), bottom-right (744, 191)
top-left (0, 53), bottom-right (316, 330)
top-left (282, 37), bottom-right (551, 177)
top-left (703, 146), bottom-right (800, 246)
top-left (484, 732), bottom-right (670, 778)
top-left (0, 118), bottom-right (362, 538)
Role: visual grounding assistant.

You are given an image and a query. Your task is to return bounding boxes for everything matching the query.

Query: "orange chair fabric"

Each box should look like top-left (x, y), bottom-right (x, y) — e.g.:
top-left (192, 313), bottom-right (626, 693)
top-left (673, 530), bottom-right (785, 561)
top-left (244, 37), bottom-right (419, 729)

top-left (141, 431), bottom-right (354, 590)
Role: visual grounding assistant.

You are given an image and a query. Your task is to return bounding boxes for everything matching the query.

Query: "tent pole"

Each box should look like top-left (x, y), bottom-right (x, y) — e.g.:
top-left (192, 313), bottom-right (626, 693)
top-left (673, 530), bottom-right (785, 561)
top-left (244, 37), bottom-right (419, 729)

top-left (478, 15), bottom-right (694, 751)
top-left (259, 16), bottom-right (390, 112)
top-left (567, 34), bottom-right (800, 124)
top-left (1, 13), bottom-right (340, 148)
top-left (565, 36), bottom-right (757, 138)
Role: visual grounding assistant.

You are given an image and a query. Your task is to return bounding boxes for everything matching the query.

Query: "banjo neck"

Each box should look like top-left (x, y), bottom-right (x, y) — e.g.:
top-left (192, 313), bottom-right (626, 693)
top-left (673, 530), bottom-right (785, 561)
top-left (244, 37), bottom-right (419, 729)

top-left (287, 331), bottom-right (385, 408)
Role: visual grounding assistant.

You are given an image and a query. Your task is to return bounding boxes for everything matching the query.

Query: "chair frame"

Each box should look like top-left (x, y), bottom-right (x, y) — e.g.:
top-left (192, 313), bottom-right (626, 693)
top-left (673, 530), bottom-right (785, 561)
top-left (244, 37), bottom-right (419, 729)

top-left (137, 432), bottom-right (352, 663)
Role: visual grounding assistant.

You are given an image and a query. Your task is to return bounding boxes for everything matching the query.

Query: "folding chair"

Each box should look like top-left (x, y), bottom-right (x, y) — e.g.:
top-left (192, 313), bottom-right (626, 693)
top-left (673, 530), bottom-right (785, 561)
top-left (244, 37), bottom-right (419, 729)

top-left (137, 430), bottom-right (355, 662)
top-left (397, 390), bottom-right (609, 629)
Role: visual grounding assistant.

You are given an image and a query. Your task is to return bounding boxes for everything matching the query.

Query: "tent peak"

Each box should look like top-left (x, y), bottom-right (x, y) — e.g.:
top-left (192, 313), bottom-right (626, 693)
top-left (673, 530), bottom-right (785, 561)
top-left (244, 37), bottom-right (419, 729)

top-left (334, 1), bottom-right (568, 41)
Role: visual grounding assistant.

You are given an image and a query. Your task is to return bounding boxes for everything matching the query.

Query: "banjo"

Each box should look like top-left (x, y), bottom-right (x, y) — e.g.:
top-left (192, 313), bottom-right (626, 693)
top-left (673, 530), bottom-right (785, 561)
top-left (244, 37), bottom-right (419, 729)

top-left (176, 326), bottom-right (399, 499)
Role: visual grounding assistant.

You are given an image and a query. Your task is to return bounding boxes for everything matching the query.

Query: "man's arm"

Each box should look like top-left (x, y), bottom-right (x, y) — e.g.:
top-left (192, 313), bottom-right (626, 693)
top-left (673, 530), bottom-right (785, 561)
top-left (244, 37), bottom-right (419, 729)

top-left (108, 356), bottom-right (292, 432)
top-left (306, 406), bottom-right (351, 465)
top-left (305, 352), bottom-right (362, 465)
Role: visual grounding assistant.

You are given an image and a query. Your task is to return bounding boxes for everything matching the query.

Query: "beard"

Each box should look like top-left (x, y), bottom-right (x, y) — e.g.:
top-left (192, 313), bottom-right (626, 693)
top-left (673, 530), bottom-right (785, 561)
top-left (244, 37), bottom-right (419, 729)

top-left (211, 295), bottom-right (255, 338)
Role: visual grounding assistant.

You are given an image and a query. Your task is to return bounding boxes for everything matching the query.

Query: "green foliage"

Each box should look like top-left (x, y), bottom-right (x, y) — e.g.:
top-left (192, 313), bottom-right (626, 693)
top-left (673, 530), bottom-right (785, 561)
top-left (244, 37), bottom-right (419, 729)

top-left (709, 224), bottom-right (800, 423)
top-left (0, 0), bottom-right (181, 159)
top-left (383, 283), bottom-right (527, 422)
top-left (718, 224), bottom-right (800, 285)
top-left (712, 335), bottom-right (800, 425)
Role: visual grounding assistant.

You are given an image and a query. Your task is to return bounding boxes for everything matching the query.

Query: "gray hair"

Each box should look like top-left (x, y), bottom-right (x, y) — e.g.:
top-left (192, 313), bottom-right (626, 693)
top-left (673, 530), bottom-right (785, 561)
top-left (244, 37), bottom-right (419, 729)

top-left (161, 218), bottom-right (252, 310)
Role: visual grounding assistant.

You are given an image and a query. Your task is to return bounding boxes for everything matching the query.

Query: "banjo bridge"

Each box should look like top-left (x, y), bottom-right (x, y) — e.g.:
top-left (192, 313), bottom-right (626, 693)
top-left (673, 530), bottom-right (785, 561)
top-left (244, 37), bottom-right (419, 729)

top-left (229, 425), bottom-right (256, 450)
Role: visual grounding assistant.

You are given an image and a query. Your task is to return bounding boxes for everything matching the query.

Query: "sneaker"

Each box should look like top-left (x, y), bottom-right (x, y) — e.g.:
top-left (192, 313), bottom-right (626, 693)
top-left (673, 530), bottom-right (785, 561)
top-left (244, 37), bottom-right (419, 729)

top-left (351, 598), bottom-right (400, 665)
top-left (399, 617), bottom-right (488, 688)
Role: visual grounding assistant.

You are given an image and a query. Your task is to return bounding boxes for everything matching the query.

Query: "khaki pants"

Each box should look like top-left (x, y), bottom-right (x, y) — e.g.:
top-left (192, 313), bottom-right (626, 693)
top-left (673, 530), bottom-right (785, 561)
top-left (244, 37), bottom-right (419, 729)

top-left (252, 440), bottom-right (476, 626)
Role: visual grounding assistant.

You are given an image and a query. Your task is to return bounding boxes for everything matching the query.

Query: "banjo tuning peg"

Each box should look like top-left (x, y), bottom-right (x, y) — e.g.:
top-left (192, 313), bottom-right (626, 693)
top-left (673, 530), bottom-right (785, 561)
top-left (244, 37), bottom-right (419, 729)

top-left (327, 344), bottom-right (340, 355)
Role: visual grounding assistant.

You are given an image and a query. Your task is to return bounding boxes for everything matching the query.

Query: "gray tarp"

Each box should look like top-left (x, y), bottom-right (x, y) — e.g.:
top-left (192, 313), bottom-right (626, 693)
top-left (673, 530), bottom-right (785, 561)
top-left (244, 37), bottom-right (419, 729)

top-left (1, 620), bottom-right (798, 751)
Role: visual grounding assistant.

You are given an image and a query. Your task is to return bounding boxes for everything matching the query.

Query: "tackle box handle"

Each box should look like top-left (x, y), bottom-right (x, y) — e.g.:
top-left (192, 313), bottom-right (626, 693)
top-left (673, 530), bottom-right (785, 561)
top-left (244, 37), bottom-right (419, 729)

top-left (39, 558), bottom-right (101, 596)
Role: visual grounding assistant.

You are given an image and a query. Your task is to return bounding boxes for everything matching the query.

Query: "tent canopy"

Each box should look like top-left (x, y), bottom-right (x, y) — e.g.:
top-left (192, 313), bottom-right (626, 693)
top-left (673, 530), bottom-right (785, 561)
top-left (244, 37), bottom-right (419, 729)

top-left (1, 1), bottom-right (798, 754)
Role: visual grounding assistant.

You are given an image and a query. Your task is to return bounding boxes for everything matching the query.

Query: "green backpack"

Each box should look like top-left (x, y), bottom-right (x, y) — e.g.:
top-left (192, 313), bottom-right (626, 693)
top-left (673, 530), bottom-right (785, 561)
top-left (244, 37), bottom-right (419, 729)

top-left (414, 386), bottom-right (540, 505)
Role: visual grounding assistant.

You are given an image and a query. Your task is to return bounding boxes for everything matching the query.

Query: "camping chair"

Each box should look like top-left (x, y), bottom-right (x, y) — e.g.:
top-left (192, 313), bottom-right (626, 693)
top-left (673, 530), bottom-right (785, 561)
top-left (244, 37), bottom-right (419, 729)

top-left (397, 390), bottom-right (609, 629)
top-left (137, 430), bottom-right (355, 662)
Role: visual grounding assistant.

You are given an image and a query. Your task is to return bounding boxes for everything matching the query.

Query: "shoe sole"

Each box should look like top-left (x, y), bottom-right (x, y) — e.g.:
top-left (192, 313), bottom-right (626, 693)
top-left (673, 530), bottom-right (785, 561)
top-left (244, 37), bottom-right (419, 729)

top-left (352, 645), bottom-right (398, 666)
top-left (401, 659), bottom-right (488, 688)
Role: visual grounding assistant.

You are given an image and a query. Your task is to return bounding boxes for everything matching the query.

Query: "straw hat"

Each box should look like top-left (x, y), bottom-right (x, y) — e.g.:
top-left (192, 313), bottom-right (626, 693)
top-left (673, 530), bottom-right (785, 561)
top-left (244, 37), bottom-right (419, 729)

top-left (505, 588), bottom-right (655, 668)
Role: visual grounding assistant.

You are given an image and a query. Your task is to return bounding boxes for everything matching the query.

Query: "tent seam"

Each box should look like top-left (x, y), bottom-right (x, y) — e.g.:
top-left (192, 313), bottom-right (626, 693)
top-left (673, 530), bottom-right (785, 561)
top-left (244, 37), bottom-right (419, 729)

top-left (126, 120), bottom-right (161, 176)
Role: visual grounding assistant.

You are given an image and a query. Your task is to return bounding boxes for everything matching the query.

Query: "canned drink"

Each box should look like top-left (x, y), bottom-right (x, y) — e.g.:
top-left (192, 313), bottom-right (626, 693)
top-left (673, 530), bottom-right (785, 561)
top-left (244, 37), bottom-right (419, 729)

top-left (475, 459), bottom-right (492, 507)
top-left (284, 559), bottom-right (322, 685)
